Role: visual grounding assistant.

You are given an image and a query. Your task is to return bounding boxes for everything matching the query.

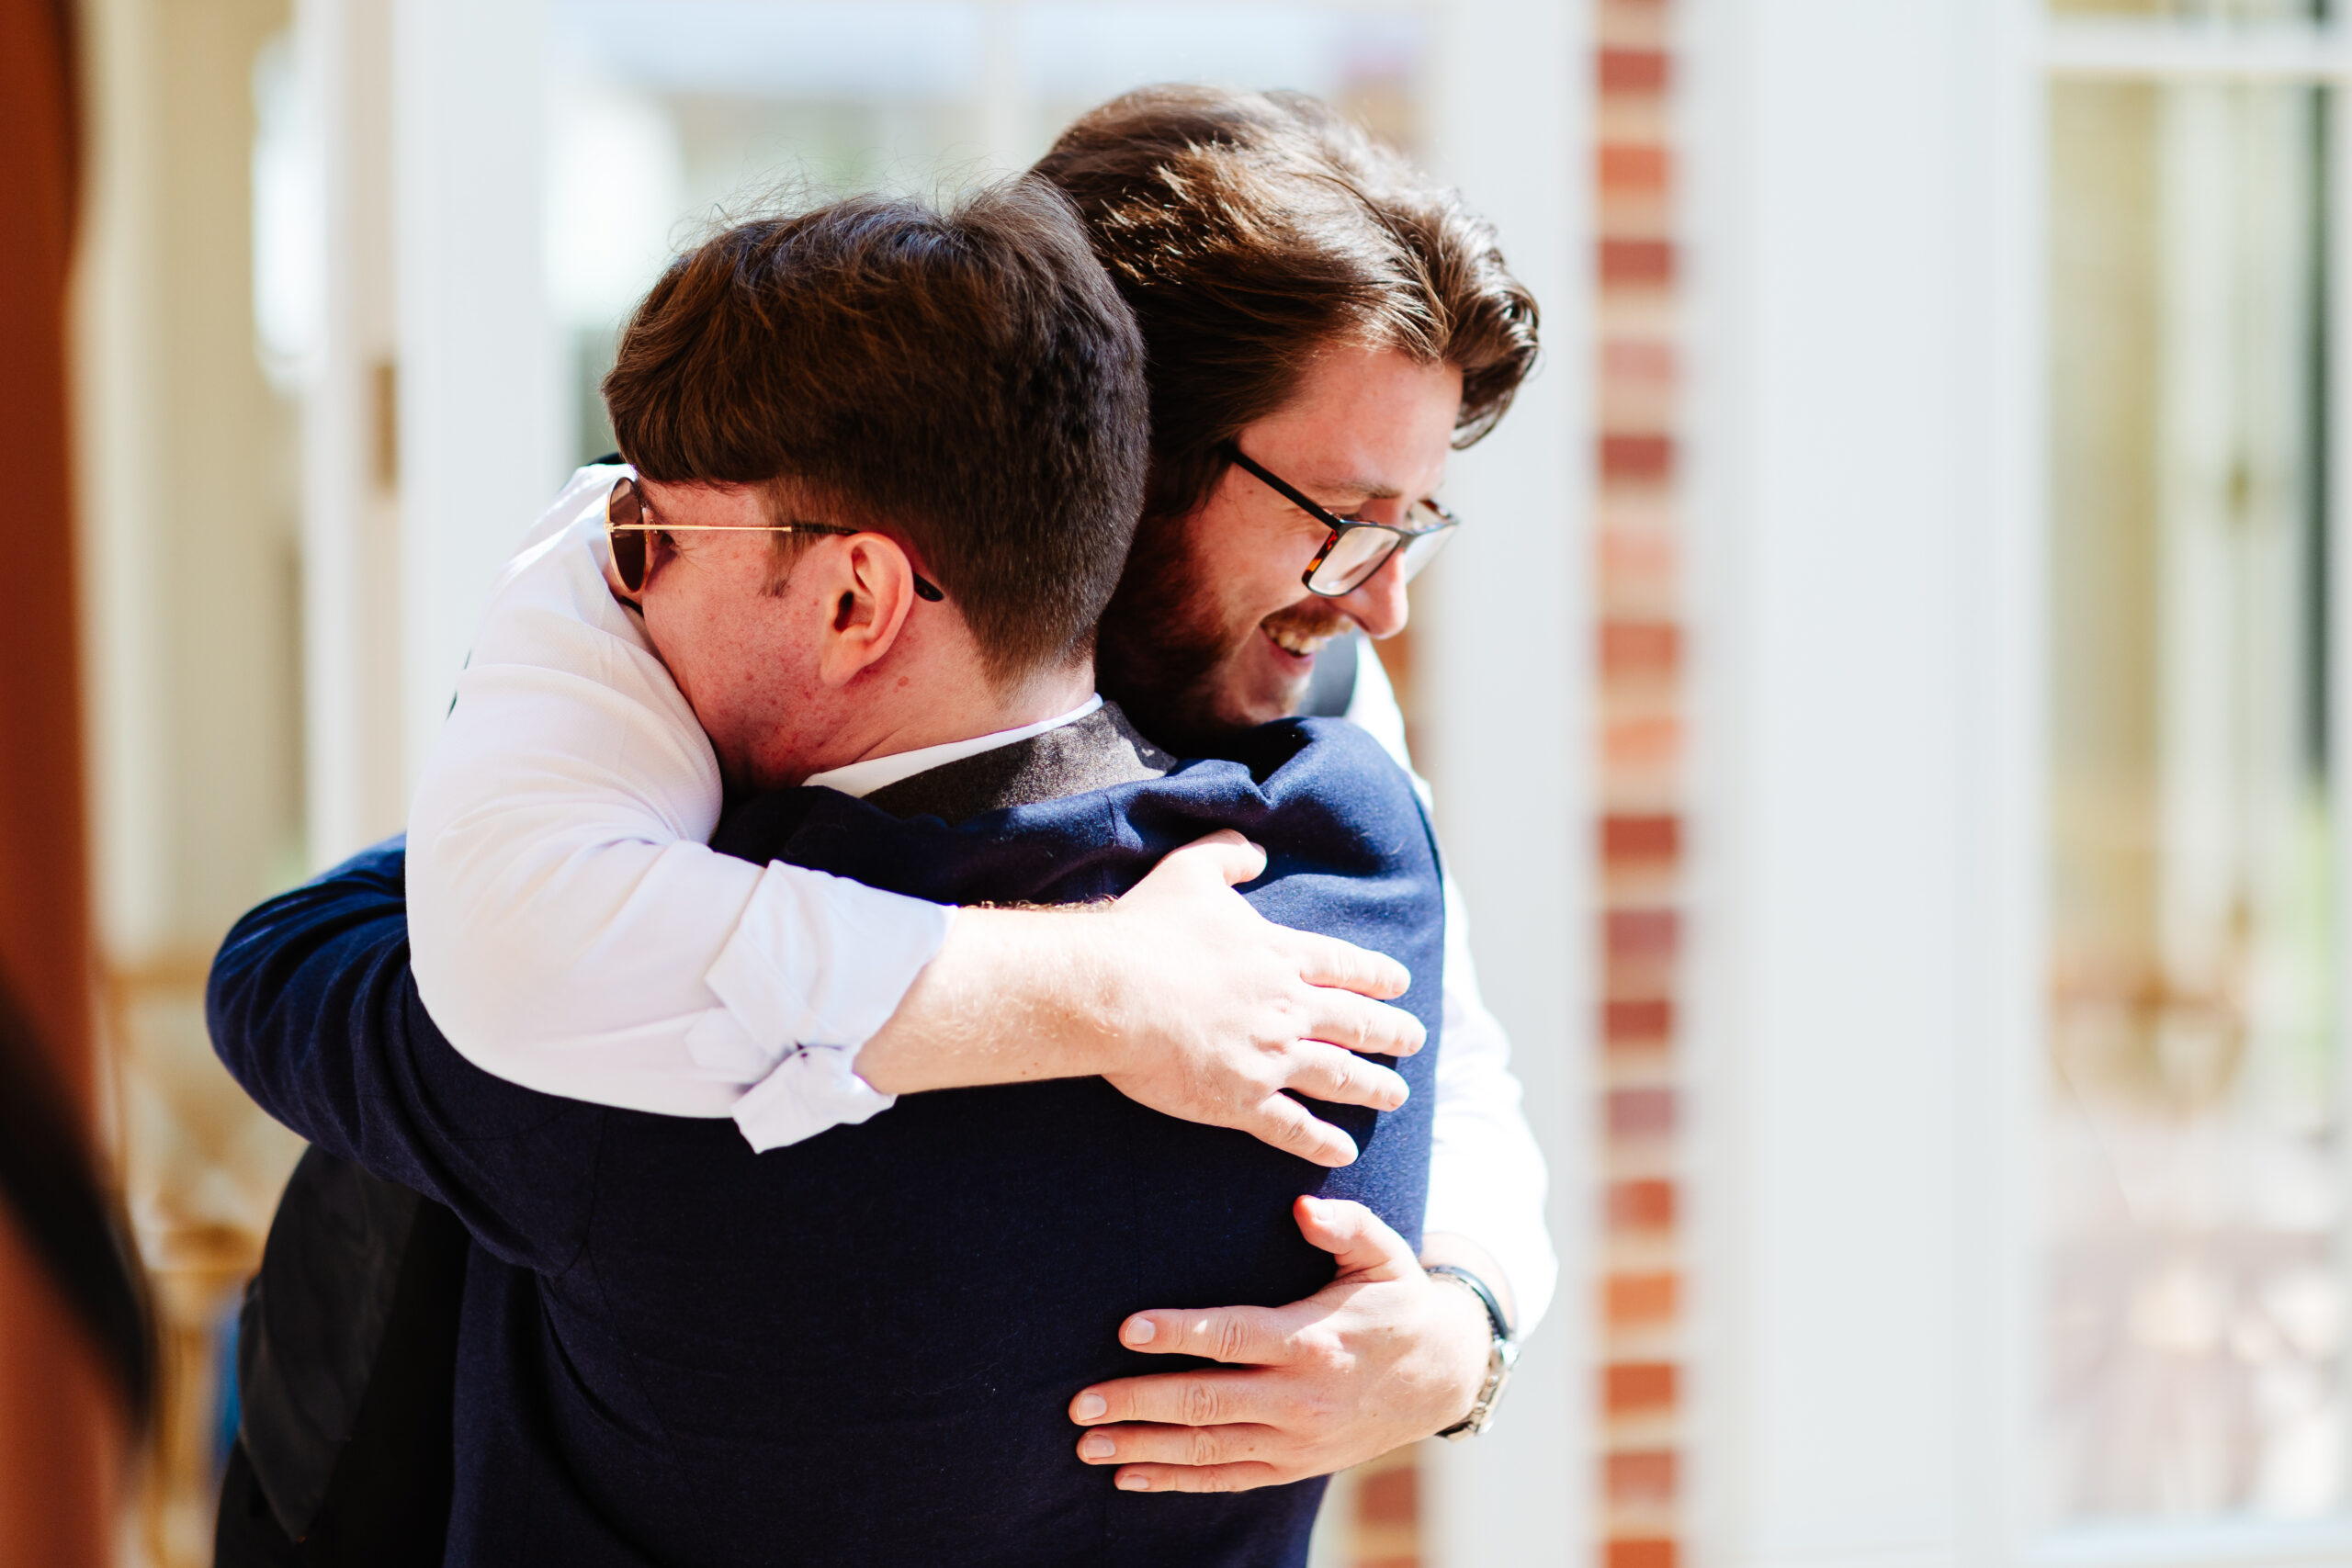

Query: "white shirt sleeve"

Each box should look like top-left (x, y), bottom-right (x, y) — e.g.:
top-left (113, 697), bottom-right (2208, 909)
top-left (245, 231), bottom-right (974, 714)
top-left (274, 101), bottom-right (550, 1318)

top-left (1345, 646), bottom-right (1559, 1335)
top-left (404, 466), bottom-right (955, 1153)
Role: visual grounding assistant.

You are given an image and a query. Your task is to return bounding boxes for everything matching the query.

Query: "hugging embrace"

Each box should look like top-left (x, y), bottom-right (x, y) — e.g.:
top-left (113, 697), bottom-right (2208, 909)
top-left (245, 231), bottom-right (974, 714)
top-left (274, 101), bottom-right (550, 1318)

top-left (209, 85), bottom-right (1551, 1568)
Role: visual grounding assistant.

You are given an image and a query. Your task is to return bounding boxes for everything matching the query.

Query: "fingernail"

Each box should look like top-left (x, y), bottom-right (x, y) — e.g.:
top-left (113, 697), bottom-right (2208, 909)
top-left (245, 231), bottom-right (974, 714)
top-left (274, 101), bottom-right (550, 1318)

top-left (1074, 1393), bottom-right (1106, 1420)
top-left (1080, 1435), bottom-right (1115, 1461)
top-left (1124, 1316), bottom-right (1156, 1346)
top-left (1117, 1472), bottom-right (1152, 1491)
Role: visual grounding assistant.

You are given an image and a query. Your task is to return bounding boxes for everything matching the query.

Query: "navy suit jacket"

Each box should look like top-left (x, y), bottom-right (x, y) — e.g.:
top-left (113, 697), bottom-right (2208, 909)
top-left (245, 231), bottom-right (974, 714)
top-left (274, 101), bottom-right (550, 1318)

top-left (209, 717), bottom-right (1444, 1568)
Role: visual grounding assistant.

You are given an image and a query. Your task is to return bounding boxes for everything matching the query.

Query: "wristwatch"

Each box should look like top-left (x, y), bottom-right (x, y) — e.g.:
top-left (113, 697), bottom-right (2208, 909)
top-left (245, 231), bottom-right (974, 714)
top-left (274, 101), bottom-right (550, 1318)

top-left (1426, 1263), bottom-right (1519, 1440)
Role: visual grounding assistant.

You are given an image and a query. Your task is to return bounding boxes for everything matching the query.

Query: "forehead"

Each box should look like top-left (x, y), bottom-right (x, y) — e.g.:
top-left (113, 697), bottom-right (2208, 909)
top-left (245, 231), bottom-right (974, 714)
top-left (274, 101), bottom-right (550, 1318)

top-left (1238, 344), bottom-right (1464, 497)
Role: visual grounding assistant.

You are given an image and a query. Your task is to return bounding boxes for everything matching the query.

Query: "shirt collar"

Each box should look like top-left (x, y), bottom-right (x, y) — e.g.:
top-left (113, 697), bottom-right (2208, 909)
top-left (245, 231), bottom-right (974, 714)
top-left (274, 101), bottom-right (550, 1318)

top-left (800, 694), bottom-right (1105, 800)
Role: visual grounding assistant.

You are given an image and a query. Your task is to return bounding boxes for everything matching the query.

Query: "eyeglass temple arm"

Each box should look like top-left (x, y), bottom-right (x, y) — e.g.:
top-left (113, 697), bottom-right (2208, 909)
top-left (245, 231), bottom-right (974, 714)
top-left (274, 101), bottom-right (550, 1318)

top-left (1222, 446), bottom-right (1340, 529)
top-left (1223, 444), bottom-right (1452, 536)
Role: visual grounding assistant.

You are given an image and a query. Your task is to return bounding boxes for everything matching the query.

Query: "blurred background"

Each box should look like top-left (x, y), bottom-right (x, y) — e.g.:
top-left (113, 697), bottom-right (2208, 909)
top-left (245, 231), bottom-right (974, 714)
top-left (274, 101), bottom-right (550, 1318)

top-left (12, 0), bottom-right (2352, 1564)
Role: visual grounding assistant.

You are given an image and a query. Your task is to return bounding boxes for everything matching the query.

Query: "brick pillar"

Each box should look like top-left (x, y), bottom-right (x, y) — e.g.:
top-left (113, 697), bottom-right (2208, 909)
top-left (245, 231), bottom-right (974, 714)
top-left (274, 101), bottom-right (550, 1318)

top-left (1593, 2), bottom-right (1685, 1565)
top-left (0, 3), bottom-right (125, 1565)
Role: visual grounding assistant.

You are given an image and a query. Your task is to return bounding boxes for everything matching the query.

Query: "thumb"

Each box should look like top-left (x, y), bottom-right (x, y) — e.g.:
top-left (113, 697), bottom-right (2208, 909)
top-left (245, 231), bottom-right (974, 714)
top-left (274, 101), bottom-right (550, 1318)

top-left (1294, 1195), bottom-right (1417, 1283)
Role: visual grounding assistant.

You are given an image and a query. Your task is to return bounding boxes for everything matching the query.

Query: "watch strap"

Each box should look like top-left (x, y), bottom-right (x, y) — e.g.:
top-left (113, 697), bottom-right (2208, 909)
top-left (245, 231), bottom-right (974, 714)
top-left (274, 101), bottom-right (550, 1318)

top-left (1426, 1264), bottom-right (1517, 1440)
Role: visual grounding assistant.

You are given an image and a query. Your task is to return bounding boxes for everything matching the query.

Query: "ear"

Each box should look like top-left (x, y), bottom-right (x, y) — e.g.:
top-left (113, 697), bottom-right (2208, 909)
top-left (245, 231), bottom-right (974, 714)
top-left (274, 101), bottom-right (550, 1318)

top-left (812, 534), bottom-right (924, 688)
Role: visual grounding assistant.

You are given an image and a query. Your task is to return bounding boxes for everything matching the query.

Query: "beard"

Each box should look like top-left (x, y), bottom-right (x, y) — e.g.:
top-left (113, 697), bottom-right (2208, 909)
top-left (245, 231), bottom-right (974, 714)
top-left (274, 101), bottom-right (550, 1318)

top-left (1097, 513), bottom-right (1353, 755)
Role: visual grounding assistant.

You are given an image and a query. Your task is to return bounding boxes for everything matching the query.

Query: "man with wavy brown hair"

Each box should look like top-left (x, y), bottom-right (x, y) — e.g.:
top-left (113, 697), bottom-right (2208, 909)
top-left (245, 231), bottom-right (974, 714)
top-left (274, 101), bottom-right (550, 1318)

top-left (1034, 87), bottom-right (1554, 1494)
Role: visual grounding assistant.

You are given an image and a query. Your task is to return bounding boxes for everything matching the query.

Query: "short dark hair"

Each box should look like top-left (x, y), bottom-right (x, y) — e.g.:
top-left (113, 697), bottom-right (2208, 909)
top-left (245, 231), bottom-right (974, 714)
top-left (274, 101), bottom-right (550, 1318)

top-left (1032, 85), bottom-right (1541, 526)
top-left (603, 181), bottom-right (1148, 682)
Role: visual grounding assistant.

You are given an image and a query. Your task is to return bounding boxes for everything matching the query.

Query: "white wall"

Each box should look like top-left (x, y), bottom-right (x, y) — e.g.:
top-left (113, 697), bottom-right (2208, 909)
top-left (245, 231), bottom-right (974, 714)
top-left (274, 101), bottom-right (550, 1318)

top-left (1682, 0), bottom-right (2037, 1562)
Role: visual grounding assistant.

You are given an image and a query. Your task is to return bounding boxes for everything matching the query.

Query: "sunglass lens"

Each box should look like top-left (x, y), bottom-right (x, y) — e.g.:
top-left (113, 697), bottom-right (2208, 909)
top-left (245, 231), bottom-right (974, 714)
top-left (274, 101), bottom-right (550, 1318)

top-left (607, 478), bottom-right (647, 592)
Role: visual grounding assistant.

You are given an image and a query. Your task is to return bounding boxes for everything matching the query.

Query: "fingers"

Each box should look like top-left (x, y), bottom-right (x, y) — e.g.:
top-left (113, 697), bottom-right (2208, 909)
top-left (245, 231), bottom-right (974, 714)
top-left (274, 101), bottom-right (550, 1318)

top-left (1297, 987), bottom-right (1425, 1060)
top-left (1076, 1420), bottom-right (1283, 1470)
top-left (1283, 1045), bottom-right (1408, 1112)
top-left (1292, 1195), bottom-right (1419, 1281)
top-left (1069, 1366), bottom-right (1284, 1428)
top-left (1283, 930), bottom-right (1410, 1001)
top-left (1153, 830), bottom-right (1269, 891)
top-left (1110, 1461), bottom-right (1287, 1494)
top-left (1241, 1095), bottom-right (1359, 1168)
top-left (1118, 1303), bottom-right (1293, 1367)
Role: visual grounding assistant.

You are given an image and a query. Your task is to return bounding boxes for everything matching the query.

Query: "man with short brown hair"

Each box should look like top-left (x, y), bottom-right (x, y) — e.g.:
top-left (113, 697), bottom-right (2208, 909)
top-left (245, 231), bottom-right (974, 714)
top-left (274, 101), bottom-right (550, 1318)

top-left (216, 177), bottom-right (1457, 1567)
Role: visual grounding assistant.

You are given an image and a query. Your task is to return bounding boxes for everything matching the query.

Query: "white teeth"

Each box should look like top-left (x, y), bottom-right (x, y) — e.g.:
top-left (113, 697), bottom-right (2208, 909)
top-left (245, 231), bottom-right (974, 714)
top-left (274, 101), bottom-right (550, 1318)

top-left (1264, 626), bottom-right (1332, 659)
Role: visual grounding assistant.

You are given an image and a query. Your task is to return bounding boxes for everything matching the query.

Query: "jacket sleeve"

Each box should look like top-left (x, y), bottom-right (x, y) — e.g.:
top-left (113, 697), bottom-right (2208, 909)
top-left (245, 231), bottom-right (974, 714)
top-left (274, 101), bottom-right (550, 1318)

top-left (206, 837), bottom-right (602, 1276)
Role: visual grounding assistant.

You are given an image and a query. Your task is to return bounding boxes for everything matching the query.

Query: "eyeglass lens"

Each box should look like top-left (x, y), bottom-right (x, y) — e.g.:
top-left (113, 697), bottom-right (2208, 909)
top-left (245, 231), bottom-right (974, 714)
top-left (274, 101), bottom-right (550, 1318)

top-left (1305, 501), bottom-right (1457, 596)
top-left (608, 478), bottom-right (649, 592)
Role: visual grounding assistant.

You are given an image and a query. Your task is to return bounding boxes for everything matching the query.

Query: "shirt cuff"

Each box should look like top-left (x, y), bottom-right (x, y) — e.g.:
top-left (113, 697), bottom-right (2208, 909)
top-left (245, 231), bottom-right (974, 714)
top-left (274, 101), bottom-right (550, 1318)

top-left (730, 1044), bottom-right (897, 1153)
top-left (700, 861), bottom-right (954, 1058)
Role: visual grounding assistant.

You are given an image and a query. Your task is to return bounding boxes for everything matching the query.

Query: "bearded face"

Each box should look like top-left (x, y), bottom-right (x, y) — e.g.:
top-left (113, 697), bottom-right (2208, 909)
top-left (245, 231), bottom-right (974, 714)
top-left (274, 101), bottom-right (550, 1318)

top-left (1095, 345), bottom-right (1464, 752)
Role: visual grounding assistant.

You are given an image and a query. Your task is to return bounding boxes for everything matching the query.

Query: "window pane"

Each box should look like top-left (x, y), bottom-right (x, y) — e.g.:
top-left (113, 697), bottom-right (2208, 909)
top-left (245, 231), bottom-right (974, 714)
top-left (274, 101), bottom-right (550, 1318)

top-left (543, 0), bottom-right (1428, 468)
top-left (2047, 79), bottom-right (2342, 1522)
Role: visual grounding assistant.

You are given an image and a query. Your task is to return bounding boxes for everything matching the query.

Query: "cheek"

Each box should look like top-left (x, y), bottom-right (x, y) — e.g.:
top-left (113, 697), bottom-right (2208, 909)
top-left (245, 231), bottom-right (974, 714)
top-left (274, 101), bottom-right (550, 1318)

top-left (1188, 504), bottom-right (1312, 629)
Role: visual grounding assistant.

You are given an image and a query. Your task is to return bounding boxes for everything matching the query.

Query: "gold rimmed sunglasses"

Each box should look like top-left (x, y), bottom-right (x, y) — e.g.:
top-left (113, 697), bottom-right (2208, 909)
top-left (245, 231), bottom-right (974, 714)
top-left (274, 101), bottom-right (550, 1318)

top-left (604, 475), bottom-right (944, 602)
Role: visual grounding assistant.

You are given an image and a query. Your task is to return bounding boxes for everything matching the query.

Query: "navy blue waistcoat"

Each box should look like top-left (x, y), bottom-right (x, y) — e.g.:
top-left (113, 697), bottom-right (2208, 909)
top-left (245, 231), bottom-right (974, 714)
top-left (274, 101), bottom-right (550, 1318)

top-left (209, 717), bottom-right (1442, 1568)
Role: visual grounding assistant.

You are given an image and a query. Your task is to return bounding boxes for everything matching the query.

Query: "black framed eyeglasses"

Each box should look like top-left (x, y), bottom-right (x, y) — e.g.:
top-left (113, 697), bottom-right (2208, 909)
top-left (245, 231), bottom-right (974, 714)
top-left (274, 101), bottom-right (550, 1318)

top-left (1223, 445), bottom-right (1460, 598)
top-left (604, 475), bottom-right (945, 602)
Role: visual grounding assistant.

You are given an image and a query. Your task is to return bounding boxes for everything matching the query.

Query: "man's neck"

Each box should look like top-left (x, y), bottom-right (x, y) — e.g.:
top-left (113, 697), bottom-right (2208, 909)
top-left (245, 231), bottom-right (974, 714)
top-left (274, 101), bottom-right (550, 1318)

top-left (802, 693), bottom-right (1105, 801)
top-left (783, 661), bottom-right (1098, 789)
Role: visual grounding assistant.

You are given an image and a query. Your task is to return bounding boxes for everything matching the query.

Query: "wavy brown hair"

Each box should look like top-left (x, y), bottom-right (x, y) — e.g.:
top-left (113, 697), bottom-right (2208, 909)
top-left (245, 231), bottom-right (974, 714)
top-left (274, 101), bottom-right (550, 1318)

top-left (1032, 85), bottom-right (1541, 529)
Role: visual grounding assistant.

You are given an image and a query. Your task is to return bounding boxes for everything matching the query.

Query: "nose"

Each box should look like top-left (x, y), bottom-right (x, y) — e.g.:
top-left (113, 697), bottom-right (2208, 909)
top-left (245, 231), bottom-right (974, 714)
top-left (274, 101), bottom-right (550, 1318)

top-left (1335, 551), bottom-right (1411, 640)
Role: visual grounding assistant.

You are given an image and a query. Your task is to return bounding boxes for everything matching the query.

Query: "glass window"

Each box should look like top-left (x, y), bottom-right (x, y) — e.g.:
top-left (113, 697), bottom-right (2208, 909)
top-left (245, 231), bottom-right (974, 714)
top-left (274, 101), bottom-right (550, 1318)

top-left (543, 0), bottom-right (1429, 467)
top-left (2045, 77), bottom-right (2342, 1520)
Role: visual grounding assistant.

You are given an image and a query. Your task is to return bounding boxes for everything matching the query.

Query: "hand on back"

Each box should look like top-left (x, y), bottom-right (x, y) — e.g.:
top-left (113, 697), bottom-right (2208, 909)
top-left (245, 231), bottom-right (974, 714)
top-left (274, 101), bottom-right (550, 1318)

top-left (1090, 831), bottom-right (1423, 1167)
top-left (854, 830), bottom-right (1424, 1167)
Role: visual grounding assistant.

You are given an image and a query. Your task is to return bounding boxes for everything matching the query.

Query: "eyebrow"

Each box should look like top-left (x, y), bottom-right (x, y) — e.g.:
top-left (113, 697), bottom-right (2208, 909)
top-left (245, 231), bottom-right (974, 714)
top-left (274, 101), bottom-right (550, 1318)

top-left (1304, 476), bottom-right (1408, 504)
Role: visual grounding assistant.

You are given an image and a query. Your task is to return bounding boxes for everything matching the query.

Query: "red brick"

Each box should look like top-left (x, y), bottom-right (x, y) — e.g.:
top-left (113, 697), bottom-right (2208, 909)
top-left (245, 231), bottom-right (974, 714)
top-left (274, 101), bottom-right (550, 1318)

top-left (1603, 1271), bottom-right (1679, 1327)
top-left (1600, 433), bottom-right (1675, 483)
top-left (1604, 908), bottom-right (1679, 963)
top-left (1604, 1449), bottom-right (1679, 1506)
top-left (1600, 239), bottom-right (1676, 287)
top-left (1606, 1538), bottom-right (1679, 1568)
top-left (1600, 620), bottom-right (1680, 678)
top-left (1604, 997), bottom-right (1673, 1045)
top-left (1604, 1361), bottom-right (1678, 1414)
top-left (1598, 142), bottom-right (1671, 194)
top-left (1598, 48), bottom-right (1670, 95)
top-left (1607, 1179), bottom-right (1677, 1233)
top-left (1607, 1086), bottom-right (1677, 1139)
top-left (1601, 813), bottom-right (1679, 867)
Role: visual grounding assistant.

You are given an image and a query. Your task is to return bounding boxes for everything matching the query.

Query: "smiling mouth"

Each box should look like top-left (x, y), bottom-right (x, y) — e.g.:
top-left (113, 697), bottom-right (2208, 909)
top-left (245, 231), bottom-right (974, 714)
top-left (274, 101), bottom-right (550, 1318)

top-left (1261, 622), bottom-right (1340, 660)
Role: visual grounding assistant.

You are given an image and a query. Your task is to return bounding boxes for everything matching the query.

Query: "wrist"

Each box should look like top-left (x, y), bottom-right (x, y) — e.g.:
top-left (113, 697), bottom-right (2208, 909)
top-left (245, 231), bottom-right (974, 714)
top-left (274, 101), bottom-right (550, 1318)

top-left (1049, 904), bottom-right (1143, 1077)
top-left (1424, 1264), bottom-right (1517, 1440)
top-left (1425, 1270), bottom-right (1495, 1422)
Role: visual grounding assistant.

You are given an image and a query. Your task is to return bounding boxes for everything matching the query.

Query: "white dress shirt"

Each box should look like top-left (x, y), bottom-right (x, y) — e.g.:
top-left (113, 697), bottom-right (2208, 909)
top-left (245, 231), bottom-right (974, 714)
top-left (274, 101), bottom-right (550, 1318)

top-left (407, 466), bottom-right (1555, 1332)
